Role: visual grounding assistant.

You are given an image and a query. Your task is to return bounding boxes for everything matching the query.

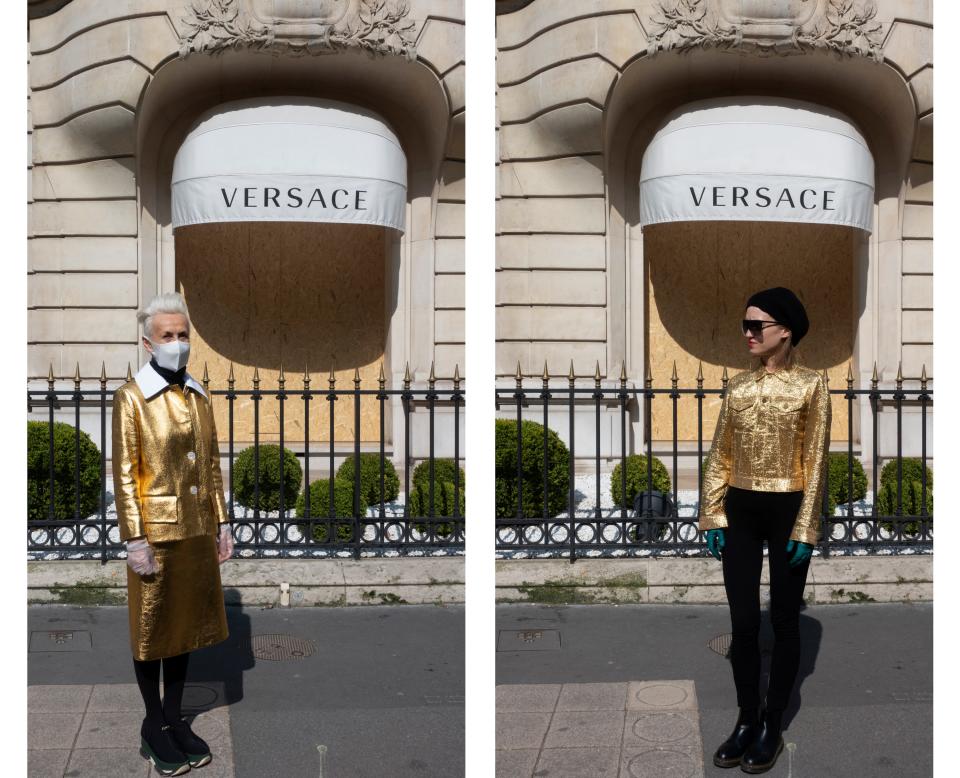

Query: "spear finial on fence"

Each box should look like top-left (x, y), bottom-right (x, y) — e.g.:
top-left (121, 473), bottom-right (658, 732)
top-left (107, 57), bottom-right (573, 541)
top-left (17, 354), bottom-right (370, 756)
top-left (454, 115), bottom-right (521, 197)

top-left (47, 363), bottom-right (55, 391)
top-left (126, 363), bottom-right (133, 382)
top-left (515, 360), bottom-right (523, 389)
top-left (896, 361), bottom-right (903, 390)
top-left (846, 361), bottom-right (853, 390)
top-left (278, 363), bottom-right (286, 389)
top-left (620, 360), bottom-right (627, 389)
top-left (303, 363), bottom-right (310, 388)
top-left (644, 361), bottom-right (652, 390)
top-left (354, 366), bottom-right (361, 389)
top-left (329, 366), bottom-right (336, 391)
top-left (403, 362), bottom-right (411, 390)
top-left (921, 363), bottom-right (928, 390)
top-left (252, 366), bottom-right (260, 389)
top-left (542, 360), bottom-right (550, 387)
top-left (428, 361), bottom-right (435, 388)
top-left (595, 360), bottom-right (602, 388)
top-left (202, 362), bottom-right (210, 392)
top-left (822, 367), bottom-right (829, 386)
top-left (100, 361), bottom-right (107, 390)
top-left (379, 362), bottom-right (386, 391)
top-left (568, 359), bottom-right (575, 386)
top-left (453, 363), bottom-right (461, 389)
top-left (696, 360), bottom-right (704, 388)
top-left (73, 362), bottom-right (81, 390)
top-left (721, 365), bottom-right (729, 391)
top-left (228, 362), bottom-right (235, 389)
top-left (871, 361), bottom-right (878, 389)
top-left (671, 360), bottom-right (678, 388)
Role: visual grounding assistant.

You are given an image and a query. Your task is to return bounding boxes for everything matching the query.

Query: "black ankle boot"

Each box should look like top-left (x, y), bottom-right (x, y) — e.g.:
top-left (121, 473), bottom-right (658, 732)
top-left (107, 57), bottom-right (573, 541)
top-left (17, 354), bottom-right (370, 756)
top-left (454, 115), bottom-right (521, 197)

top-left (139, 718), bottom-right (191, 776)
top-left (168, 716), bottom-right (212, 768)
top-left (713, 707), bottom-right (761, 768)
top-left (740, 708), bottom-right (784, 774)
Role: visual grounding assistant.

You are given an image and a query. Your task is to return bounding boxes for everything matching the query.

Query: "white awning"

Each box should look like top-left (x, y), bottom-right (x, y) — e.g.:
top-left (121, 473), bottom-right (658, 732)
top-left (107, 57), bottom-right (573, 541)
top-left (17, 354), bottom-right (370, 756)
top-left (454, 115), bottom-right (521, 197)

top-left (172, 97), bottom-right (407, 232)
top-left (639, 98), bottom-right (874, 232)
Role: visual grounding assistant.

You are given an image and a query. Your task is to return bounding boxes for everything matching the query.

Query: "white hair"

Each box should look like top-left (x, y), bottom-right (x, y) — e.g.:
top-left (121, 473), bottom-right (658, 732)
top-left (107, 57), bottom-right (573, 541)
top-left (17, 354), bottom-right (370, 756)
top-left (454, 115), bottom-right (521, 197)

top-left (137, 293), bottom-right (191, 340)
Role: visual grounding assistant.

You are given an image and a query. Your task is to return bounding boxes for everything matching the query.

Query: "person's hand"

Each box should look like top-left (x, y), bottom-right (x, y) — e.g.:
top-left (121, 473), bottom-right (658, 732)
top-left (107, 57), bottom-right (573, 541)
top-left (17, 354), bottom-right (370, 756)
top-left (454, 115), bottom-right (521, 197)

top-left (125, 538), bottom-right (158, 576)
top-left (217, 525), bottom-right (234, 563)
top-left (705, 528), bottom-right (725, 561)
top-left (786, 539), bottom-right (813, 567)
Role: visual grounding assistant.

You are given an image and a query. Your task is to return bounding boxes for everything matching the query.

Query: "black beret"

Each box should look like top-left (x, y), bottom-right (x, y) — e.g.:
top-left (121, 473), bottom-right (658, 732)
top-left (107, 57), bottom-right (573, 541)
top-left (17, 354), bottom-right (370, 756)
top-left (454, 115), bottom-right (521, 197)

top-left (745, 287), bottom-right (809, 346)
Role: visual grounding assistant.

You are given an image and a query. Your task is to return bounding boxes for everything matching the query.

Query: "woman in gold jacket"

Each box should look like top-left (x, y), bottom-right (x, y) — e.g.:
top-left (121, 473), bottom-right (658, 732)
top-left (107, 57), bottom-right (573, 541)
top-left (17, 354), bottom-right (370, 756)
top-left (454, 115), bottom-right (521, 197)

top-left (700, 287), bottom-right (831, 774)
top-left (112, 293), bottom-right (234, 776)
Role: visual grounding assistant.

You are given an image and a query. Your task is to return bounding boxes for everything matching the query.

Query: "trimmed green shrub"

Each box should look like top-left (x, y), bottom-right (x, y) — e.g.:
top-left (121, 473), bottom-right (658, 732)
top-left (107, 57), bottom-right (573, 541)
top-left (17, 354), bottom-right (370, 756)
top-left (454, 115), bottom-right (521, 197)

top-left (335, 453), bottom-right (400, 506)
top-left (295, 478), bottom-right (368, 542)
top-left (875, 458), bottom-right (932, 535)
top-left (610, 455), bottom-right (672, 510)
top-left (233, 444), bottom-right (302, 511)
top-left (826, 453), bottom-right (868, 516)
top-left (28, 421), bottom-right (102, 521)
top-left (408, 460), bottom-right (465, 539)
top-left (495, 419), bottom-right (570, 518)
top-left (412, 458), bottom-right (465, 494)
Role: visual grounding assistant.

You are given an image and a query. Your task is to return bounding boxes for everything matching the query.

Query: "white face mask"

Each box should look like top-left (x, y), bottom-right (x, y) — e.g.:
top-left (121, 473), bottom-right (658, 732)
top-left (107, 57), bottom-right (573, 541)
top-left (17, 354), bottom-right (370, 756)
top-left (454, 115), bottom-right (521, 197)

top-left (150, 339), bottom-right (190, 372)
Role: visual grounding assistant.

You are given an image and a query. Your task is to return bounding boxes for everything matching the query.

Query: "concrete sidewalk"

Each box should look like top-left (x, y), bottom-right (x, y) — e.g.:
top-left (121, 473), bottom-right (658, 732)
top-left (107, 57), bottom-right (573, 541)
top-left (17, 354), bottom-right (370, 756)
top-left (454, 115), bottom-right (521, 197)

top-left (29, 603), bottom-right (464, 778)
top-left (497, 602), bottom-right (932, 777)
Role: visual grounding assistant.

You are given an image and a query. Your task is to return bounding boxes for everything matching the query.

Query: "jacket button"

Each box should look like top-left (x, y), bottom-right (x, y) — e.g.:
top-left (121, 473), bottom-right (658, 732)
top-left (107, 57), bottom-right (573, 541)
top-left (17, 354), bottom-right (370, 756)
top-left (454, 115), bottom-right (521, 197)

top-left (762, 397), bottom-right (769, 402)
top-left (187, 451), bottom-right (196, 461)
top-left (189, 485), bottom-right (198, 495)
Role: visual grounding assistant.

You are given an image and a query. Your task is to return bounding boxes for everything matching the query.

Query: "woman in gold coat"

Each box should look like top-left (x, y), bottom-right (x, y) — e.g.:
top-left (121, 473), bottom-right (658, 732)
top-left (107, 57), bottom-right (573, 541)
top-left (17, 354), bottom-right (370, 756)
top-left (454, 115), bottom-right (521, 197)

top-left (700, 287), bottom-right (831, 774)
top-left (112, 292), bottom-right (234, 776)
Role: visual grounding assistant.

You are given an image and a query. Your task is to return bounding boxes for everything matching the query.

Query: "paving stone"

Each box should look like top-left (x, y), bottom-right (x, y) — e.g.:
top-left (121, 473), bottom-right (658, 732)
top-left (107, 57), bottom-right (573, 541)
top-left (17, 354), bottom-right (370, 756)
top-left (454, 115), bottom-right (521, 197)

top-left (621, 746), bottom-right (704, 778)
top-left (627, 680), bottom-right (698, 711)
top-left (87, 683), bottom-right (144, 712)
top-left (75, 710), bottom-right (141, 749)
top-left (27, 748), bottom-right (71, 777)
top-left (623, 710), bottom-right (700, 749)
top-left (495, 748), bottom-right (539, 778)
top-left (496, 683), bottom-right (561, 713)
top-left (556, 682), bottom-right (627, 712)
top-left (28, 712), bottom-right (83, 750)
top-left (543, 710), bottom-right (625, 749)
top-left (64, 747), bottom-right (150, 777)
top-left (533, 746), bottom-right (620, 777)
top-left (496, 711), bottom-right (552, 751)
top-left (28, 684), bottom-right (92, 713)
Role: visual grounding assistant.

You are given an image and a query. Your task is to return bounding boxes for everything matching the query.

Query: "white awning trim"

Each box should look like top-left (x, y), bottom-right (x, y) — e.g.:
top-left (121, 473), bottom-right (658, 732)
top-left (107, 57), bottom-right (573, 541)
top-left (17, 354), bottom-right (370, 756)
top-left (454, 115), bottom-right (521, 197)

top-left (172, 98), bottom-right (407, 231)
top-left (639, 98), bottom-right (875, 232)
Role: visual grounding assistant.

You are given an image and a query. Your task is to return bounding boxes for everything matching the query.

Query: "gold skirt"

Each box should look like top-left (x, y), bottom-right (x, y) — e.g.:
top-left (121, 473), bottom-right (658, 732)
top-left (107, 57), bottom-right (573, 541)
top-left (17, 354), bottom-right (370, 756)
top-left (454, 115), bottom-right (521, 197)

top-left (127, 533), bottom-right (229, 661)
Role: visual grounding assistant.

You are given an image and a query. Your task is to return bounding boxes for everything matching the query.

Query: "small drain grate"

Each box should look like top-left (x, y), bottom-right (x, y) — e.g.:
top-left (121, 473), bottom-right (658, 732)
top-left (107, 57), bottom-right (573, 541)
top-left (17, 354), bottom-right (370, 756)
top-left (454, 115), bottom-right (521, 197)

top-left (248, 634), bottom-right (316, 661)
top-left (708, 633), bottom-right (732, 658)
top-left (496, 629), bottom-right (561, 652)
top-left (29, 630), bottom-right (92, 653)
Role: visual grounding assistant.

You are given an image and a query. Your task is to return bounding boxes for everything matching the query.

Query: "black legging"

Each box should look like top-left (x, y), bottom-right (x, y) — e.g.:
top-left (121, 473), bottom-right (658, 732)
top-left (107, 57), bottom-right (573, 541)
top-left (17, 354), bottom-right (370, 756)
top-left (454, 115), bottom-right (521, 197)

top-left (133, 653), bottom-right (190, 728)
top-left (722, 486), bottom-right (810, 713)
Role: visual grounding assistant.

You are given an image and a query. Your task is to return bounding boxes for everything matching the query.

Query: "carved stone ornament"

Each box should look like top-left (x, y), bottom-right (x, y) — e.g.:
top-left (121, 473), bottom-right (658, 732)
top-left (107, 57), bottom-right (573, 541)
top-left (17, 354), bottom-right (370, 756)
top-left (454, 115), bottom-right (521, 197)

top-left (178, 0), bottom-right (417, 60)
top-left (647, 0), bottom-right (884, 60)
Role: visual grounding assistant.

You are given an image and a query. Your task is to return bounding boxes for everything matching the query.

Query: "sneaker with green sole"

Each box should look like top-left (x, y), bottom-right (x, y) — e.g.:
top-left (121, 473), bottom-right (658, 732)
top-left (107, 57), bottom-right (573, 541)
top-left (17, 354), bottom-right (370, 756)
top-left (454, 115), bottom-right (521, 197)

top-left (169, 717), bottom-right (212, 768)
top-left (140, 723), bottom-right (192, 776)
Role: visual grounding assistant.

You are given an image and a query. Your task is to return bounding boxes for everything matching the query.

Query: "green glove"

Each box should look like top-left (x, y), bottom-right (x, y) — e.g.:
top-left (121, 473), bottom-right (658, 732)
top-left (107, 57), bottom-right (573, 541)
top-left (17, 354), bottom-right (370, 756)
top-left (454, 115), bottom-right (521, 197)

top-left (786, 539), bottom-right (813, 567)
top-left (705, 528), bottom-right (725, 561)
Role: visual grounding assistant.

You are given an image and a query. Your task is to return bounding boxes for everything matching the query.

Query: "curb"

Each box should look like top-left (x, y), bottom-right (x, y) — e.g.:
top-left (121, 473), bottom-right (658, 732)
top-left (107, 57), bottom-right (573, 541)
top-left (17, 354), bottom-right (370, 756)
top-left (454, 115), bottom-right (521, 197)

top-left (28, 557), bottom-right (465, 607)
top-left (495, 556), bottom-right (932, 605)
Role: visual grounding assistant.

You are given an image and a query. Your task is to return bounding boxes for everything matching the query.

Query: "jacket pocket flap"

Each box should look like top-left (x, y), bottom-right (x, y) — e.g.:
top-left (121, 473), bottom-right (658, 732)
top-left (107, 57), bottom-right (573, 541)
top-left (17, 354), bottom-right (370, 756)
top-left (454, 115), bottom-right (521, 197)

top-left (141, 495), bottom-right (179, 523)
top-left (772, 397), bottom-right (805, 412)
top-left (729, 396), bottom-right (756, 411)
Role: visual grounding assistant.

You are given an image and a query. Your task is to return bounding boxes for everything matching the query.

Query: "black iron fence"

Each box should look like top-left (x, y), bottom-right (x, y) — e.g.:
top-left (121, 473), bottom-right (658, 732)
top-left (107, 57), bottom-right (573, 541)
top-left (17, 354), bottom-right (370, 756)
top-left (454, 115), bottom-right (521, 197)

top-left (28, 363), bottom-right (464, 561)
top-left (494, 361), bottom-right (932, 560)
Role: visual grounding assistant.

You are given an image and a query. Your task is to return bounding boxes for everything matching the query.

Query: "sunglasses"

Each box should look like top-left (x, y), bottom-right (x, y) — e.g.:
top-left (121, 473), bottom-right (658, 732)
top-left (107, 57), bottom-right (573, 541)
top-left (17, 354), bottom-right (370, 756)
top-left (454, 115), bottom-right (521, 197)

top-left (742, 319), bottom-right (783, 336)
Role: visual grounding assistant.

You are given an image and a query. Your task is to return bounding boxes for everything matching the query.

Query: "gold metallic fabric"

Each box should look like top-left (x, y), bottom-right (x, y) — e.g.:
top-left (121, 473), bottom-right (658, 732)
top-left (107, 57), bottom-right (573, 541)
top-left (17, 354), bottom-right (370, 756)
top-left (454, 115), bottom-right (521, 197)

top-left (112, 381), bottom-right (229, 543)
top-left (127, 534), bottom-right (228, 661)
top-left (700, 358), bottom-right (832, 545)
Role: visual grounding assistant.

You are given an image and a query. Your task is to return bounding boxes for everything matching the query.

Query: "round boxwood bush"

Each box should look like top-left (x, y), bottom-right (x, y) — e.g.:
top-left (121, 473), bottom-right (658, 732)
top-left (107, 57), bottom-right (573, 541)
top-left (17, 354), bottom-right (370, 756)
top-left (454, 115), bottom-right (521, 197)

top-left (28, 421), bottom-right (102, 521)
top-left (412, 458), bottom-right (465, 494)
top-left (826, 453), bottom-right (868, 516)
top-left (876, 458), bottom-right (932, 531)
top-left (295, 478), bottom-right (368, 542)
top-left (232, 444), bottom-right (302, 512)
top-left (408, 460), bottom-right (465, 538)
top-left (495, 419), bottom-right (570, 518)
top-left (610, 454), bottom-right (672, 510)
top-left (335, 453), bottom-right (400, 506)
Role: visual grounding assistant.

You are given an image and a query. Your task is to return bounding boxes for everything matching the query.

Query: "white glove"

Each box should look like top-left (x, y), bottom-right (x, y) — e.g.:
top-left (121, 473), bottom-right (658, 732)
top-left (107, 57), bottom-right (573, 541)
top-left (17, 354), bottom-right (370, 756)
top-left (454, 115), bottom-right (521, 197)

top-left (126, 538), bottom-right (158, 576)
top-left (217, 525), bottom-right (234, 563)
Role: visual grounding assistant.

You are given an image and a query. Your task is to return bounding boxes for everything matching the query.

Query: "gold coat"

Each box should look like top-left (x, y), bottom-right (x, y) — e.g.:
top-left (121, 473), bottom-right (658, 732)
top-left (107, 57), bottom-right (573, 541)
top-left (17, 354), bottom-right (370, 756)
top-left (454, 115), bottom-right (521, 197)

top-left (112, 363), bottom-right (229, 660)
top-left (700, 359), bottom-right (832, 546)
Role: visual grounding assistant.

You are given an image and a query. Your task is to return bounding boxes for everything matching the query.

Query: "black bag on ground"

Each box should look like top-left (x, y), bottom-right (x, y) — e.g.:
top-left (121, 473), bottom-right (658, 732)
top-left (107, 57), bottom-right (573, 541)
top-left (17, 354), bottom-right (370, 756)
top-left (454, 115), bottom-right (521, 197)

top-left (631, 490), bottom-right (677, 542)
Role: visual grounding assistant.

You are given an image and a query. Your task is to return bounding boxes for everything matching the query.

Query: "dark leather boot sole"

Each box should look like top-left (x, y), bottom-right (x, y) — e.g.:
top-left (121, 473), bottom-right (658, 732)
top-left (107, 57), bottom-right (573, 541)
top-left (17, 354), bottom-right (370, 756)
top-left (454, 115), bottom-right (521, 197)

top-left (740, 738), bottom-right (784, 774)
top-left (713, 752), bottom-right (743, 768)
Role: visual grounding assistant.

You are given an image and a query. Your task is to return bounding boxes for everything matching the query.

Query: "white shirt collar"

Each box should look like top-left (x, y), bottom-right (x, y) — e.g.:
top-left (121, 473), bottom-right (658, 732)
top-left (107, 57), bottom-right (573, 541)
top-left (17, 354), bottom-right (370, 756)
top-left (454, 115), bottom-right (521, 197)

top-left (134, 362), bottom-right (207, 400)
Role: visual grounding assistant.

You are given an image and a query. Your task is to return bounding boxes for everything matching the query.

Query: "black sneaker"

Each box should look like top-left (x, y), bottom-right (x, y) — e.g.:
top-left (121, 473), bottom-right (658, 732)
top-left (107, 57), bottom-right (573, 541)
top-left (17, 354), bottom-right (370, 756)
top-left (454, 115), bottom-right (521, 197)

top-left (140, 719), bottom-right (191, 776)
top-left (169, 717), bottom-right (212, 768)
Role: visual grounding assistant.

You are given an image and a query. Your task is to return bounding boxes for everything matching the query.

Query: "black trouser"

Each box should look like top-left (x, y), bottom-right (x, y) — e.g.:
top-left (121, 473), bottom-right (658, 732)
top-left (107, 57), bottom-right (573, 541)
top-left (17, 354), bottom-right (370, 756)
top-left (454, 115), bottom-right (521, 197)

top-left (722, 486), bottom-right (810, 713)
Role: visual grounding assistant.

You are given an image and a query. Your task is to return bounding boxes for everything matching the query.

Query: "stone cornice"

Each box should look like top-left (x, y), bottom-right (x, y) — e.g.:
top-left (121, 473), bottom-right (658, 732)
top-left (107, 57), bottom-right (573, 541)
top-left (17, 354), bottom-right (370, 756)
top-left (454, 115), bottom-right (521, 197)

top-left (648, 0), bottom-right (884, 61)
top-left (178, 0), bottom-right (417, 60)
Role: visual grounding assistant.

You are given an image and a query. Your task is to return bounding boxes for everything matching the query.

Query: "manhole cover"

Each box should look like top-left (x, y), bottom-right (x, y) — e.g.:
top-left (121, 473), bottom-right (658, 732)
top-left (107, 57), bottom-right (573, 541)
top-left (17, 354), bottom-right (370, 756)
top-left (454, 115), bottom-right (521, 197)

top-left (631, 712), bottom-right (695, 743)
top-left (29, 630), bottom-right (92, 653)
top-left (496, 629), bottom-right (561, 651)
top-left (248, 634), bottom-right (315, 661)
top-left (708, 633), bottom-right (732, 658)
top-left (625, 749), bottom-right (696, 778)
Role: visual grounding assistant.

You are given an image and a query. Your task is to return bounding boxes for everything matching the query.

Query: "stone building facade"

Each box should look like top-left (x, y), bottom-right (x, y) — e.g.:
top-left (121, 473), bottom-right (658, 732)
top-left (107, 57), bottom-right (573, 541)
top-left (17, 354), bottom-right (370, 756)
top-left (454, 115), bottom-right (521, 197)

top-left (495, 0), bottom-right (932, 466)
top-left (27, 0), bottom-right (465, 458)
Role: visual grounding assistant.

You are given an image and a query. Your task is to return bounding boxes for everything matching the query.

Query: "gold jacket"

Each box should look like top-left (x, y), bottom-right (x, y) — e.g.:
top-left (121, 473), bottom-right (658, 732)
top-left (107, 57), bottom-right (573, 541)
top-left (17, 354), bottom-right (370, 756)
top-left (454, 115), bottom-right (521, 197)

top-left (700, 360), bottom-right (832, 546)
top-left (112, 363), bottom-right (230, 543)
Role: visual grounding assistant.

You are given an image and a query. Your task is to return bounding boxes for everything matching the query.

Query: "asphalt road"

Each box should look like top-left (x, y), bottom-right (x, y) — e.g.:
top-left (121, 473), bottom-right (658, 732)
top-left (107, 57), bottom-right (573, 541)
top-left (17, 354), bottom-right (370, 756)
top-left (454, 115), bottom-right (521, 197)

top-left (496, 601), bottom-right (932, 777)
top-left (29, 603), bottom-right (465, 778)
